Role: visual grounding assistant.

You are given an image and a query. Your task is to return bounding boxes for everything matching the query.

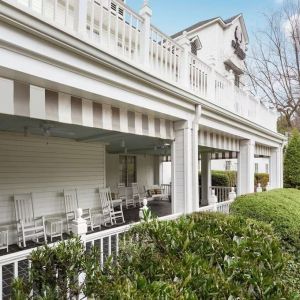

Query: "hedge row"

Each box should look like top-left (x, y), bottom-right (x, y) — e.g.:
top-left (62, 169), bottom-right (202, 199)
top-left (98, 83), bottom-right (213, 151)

top-left (199, 171), bottom-right (269, 187)
top-left (231, 189), bottom-right (300, 252)
top-left (13, 213), bottom-right (297, 299)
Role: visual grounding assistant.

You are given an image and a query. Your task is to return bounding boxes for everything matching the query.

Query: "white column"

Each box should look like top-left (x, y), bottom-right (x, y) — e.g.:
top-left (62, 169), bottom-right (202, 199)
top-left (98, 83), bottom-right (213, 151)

top-left (171, 120), bottom-right (194, 214)
top-left (270, 146), bottom-right (283, 189)
top-left (201, 152), bottom-right (211, 206)
top-left (237, 140), bottom-right (255, 195)
top-left (139, 1), bottom-right (152, 68)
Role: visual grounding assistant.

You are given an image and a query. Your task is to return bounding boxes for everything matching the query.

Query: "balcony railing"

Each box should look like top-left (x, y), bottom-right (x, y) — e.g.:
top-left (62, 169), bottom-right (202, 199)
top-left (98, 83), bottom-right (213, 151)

top-left (3, 0), bottom-right (278, 131)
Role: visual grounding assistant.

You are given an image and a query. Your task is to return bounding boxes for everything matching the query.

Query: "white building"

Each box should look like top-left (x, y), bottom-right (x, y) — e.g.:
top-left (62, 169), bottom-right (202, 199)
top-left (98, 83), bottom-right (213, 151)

top-left (0, 0), bottom-right (284, 243)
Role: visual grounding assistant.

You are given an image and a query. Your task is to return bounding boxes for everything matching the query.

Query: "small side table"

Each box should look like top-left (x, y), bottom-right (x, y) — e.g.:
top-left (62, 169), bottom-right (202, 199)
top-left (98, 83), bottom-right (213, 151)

top-left (0, 229), bottom-right (8, 252)
top-left (91, 212), bottom-right (102, 230)
top-left (46, 218), bottom-right (63, 242)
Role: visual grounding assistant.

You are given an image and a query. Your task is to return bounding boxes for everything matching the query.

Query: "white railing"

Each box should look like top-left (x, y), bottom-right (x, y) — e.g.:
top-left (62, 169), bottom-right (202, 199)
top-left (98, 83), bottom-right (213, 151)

top-left (189, 53), bottom-right (210, 98)
top-left (0, 200), bottom-right (234, 299)
top-left (210, 186), bottom-right (233, 202)
top-left (149, 25), bottom-right (183, 83)
top-left (86, 0), bottom-right (143, 63)
top-left (4, 0), bottom-right (278, 131)
top-left (199, 186), bottom-right (236, 203)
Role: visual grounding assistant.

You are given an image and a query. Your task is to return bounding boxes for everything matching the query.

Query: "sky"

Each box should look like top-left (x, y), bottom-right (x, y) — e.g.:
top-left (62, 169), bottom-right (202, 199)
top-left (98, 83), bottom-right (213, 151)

top-left (125, 0), bottom-right (285, 42)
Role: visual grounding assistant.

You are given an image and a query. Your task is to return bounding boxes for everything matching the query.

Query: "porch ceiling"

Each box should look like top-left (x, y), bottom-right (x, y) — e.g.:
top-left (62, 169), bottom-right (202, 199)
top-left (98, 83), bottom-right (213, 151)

top-left (0, 114), bottom-right (171, 156)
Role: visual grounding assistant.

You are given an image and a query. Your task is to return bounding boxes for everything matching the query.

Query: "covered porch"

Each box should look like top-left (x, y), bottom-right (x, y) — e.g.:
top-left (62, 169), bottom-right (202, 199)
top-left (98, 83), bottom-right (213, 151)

top-left (0, 74), bottom-right (176, 251)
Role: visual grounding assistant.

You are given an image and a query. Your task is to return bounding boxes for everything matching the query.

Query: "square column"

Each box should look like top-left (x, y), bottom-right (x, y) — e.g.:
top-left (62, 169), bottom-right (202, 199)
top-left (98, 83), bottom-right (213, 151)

top-left (201, 152), bottom-right (211, 206)
top-left (270, 146), bottom-right (283, 189)
top-left (237, 140), bottom-right (255, 195)
top-left (171, 120), bottom-right (198, 214)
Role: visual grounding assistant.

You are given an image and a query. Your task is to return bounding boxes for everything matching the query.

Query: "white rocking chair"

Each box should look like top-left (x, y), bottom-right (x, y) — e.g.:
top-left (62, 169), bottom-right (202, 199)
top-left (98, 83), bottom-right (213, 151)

top-left (118, 183), bottom-right (135, 208)
top-left (132, 182), bottom-right (145, 207)
top-left (98, 188), bottom-right (125, 226)
top-left (63, 189), bottom-right (94, 233)
top-left (14, 193), bottom-right (47, 248)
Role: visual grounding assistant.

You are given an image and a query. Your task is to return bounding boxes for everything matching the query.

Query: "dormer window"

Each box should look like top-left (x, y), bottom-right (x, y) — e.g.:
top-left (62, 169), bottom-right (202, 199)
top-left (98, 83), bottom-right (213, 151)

top-left (190, 36), bottom-right (202, 56)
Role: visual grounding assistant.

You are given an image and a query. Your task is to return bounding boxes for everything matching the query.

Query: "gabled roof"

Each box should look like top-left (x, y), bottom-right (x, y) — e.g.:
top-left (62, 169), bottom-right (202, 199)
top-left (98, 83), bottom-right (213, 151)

top-left (171, 14), bottom-right (249, 43)
top-left (170, 17), bottom-right (219, 39)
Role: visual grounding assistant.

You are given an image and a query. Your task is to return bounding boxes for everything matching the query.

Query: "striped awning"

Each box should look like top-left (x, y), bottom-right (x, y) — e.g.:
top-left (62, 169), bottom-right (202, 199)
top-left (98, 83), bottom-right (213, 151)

top-left (255, 144), bottom-right (271, 157)
top-left (199, 130), bottom-right (240, 152)
top-left (0, 77), bottom-right (174, 140)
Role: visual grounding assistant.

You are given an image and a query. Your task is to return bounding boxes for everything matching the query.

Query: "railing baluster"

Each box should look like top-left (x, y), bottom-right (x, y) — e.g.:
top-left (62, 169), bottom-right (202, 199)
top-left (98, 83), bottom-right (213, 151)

top-left (116, 233), bottom-right (119, 255)
top-left (54, 0), bottom-right (58, 22)
top-left (13, 261), bottom-right (18, 278)
top-left (134, 19), bottom-right (139, 61)
top-left (99, 1), bottom-right (103, 44)
top-left (108, 0), bottom-right (112, 49)
top-left (0, 265), bottom-right (2, 300)
top-left (100, 238), bottom-right (104, 268)
top-left (115, 3), bottom-right (119, 53)
top-left (65, 0), bottom-right (69, 27)
top-left (90, 0), bottom-right (94, 39)
top-left (122, 9), bottom-right (126, 56)
top-left (128, 14), bottom-right (133, 59)
top-left (108, 235), bottom-right (111, 257)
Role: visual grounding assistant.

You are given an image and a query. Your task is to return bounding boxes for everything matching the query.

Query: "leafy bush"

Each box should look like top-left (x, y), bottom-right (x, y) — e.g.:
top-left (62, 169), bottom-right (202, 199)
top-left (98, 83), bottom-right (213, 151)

top-left (199, 171), bottom-right (232, 187)
top-left (11, 237), bottom-right (102, 299)
top-left (284, 129), bottom-right (300, 188)
top-left (92, 214), bottom-right (293, 299)
top-left (231, 189), bottom-right (300, 293)
top-left (231, 189), bottom-right (300, 252)
top-left (255, 173), bottom-right (269, 188)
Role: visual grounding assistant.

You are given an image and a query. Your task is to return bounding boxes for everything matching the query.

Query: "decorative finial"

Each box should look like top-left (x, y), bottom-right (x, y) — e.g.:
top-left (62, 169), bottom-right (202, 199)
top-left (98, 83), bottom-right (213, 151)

top-left (143, 0), bottom-right (148, 6)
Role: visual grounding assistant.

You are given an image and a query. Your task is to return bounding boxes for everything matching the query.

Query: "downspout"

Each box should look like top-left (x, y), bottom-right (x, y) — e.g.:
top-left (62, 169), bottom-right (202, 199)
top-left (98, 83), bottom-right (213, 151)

top-left (192, 104), bottom-right (201, 212)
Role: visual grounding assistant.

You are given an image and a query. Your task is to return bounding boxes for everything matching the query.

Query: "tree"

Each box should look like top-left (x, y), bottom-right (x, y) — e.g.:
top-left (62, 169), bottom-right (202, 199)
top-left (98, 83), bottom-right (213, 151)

top-left (247, 0), bottom-right (300, 131)
top-left (284, 129), bottom-right (300, 188)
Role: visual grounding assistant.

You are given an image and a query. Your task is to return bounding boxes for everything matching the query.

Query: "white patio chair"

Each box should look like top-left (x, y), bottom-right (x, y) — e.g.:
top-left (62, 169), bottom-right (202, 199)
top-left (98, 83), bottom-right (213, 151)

top-left (132, 182), bottom-right (145, 207)
top-left (63, 189), bottom-right (94, 233)
top-left (14, 193), bottom-right (47, 248)
top-left (98, 188), bottom-right (125, 226)
top-left (118, 183), bottom-right (135, 208)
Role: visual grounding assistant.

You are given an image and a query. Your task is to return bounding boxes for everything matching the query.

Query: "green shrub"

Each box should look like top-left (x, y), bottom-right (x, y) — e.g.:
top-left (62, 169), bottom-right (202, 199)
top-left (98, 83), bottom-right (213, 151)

top-left (231, 189), bottom-right (300, 252)
top-left (284, 129), bottom-right (300, 188)
top-left (199, 171), bottom-right (232, 187)
top-left (11, 237), bottom-right (102, 299)
top-left (255, 173), bottom-right (269, 188)
top-left (92, 214), bottom-right (294, 299)
top-left (12, 214), bottom-right (298, 299)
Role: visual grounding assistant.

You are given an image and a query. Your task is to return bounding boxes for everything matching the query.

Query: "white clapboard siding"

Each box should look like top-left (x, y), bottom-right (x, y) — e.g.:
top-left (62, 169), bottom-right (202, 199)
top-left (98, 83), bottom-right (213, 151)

top-left (0, 132), bottom-right (105, 237)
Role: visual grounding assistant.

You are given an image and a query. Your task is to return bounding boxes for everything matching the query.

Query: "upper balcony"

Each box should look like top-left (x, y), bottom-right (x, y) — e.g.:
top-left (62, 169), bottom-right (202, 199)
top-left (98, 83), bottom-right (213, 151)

top-left (2, 0), bottom-right (278, 132)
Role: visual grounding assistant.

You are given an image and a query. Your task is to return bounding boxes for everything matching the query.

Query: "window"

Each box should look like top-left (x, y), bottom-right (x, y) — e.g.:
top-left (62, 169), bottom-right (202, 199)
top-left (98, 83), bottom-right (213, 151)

top-left (255, 163), bottom-right (259, 173)
top-left (119, 155), bottom-right (136, 186)
top-left (265, 163), bottom-right (269, 174)
top-left (225, 160), bottom-right (231, 171)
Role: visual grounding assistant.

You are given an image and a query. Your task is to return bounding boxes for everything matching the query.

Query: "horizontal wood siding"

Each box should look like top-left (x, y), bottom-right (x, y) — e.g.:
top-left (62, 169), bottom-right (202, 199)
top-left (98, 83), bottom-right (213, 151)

top-left (0, 132), bottom-right (105, 235)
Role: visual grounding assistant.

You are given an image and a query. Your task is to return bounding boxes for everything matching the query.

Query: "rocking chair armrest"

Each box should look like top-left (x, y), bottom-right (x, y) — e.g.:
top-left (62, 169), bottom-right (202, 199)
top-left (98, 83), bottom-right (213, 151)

top-left (66, 211), bottom-right (75, 220)
top-left (82, 208), bottom-right (91, 217)
top-left (34, 216), bottom-right (46, 227)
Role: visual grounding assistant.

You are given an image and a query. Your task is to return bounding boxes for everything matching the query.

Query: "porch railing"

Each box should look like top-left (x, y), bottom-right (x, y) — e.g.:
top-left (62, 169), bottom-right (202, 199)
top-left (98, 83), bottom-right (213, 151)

top-left (2, 0), bottom-right (278, 131)
top-left (199, 186), bottom-right (236, 203)
top-left (0, 201), bottom-right (234, 300)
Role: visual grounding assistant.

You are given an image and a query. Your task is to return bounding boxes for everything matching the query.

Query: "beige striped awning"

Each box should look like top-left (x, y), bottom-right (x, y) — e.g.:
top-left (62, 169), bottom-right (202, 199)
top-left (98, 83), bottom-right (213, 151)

top-left (199, 130), bottom-right (240, 152)
top-left (255, 144), bottom-right (271, 157)
top-left (0, 77), bottom-right (174, 140)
